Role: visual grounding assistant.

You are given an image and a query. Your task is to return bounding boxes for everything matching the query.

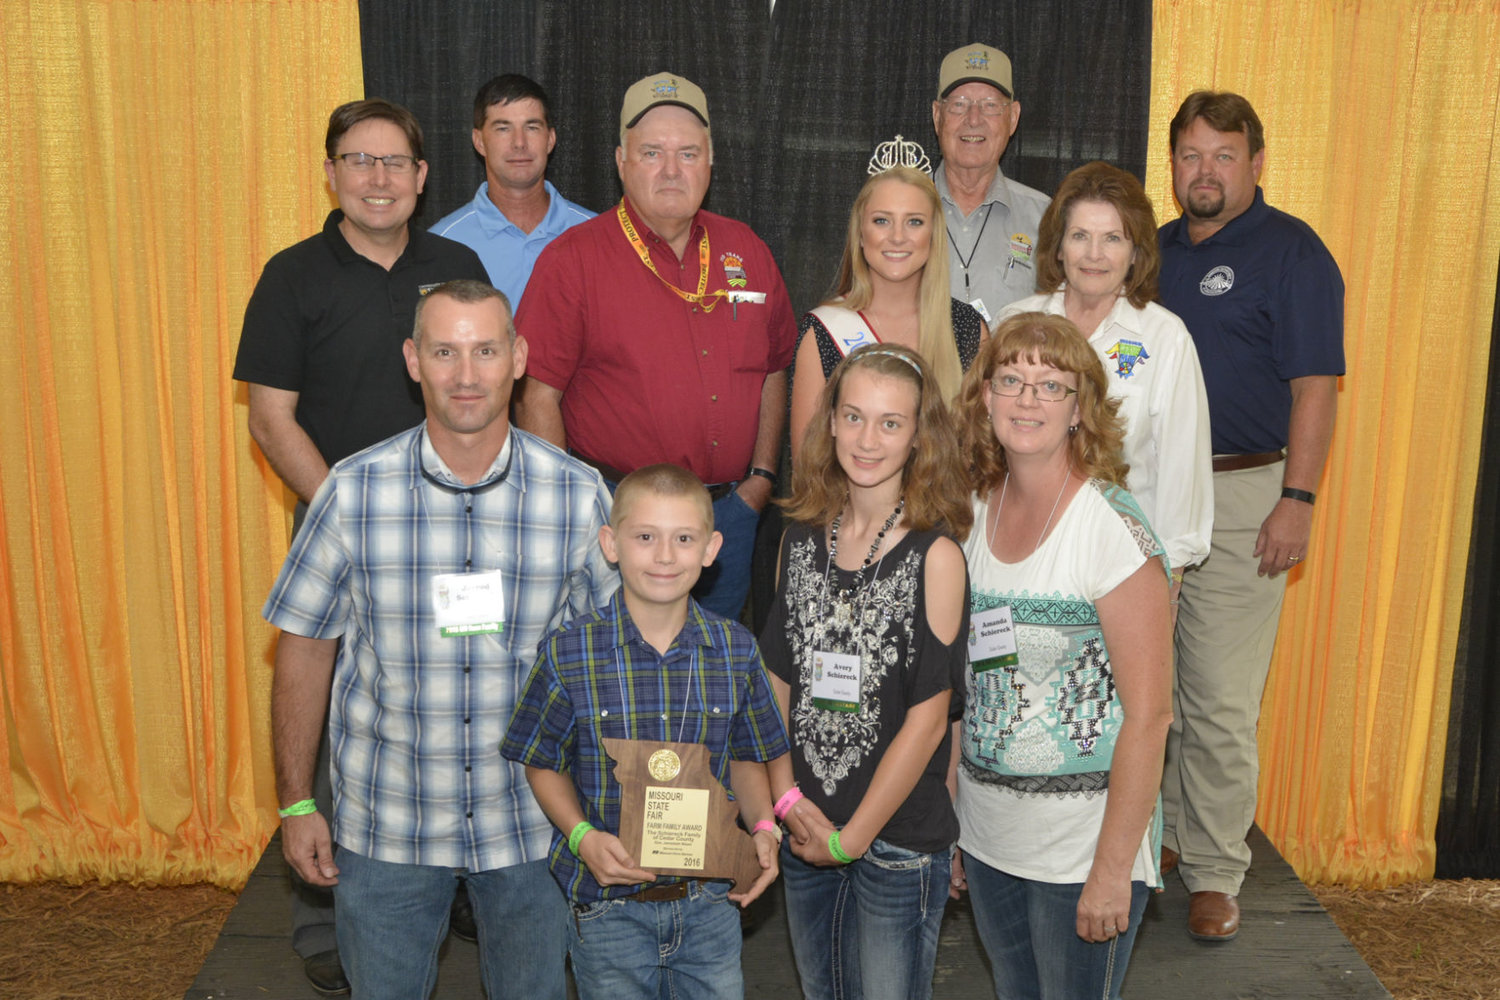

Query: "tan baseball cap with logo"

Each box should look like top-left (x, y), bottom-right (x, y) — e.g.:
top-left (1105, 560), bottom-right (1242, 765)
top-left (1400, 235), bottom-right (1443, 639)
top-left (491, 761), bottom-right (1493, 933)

top-left (938, 44), bottom-right (1013, 99)
top-left (620, 72), bottom-right (710, 132)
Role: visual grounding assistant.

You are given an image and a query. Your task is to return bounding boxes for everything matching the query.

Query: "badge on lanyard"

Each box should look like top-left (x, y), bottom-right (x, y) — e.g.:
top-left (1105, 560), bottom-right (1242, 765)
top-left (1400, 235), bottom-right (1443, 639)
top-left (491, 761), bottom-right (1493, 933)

top-left (969, 298), bottom-right (993, 325)
top-left (432, 571), bottom-right (506, 637)
top-left (811, 650), bottom-right (861, 712)
top-left (968, 605), bottom-right (1019, 673)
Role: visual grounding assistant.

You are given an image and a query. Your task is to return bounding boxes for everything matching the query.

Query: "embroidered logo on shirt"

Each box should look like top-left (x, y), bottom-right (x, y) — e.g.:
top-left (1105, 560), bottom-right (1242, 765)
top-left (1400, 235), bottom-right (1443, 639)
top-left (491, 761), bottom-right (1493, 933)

top-left (1199, 265), bottom-right (1235, 296)
top-left (720, 252), bottom-right (748, 288)
top-left (1106, 339), bottom-right (1150, 379)
top-left (1008, 233), bottom-right (1034, 266)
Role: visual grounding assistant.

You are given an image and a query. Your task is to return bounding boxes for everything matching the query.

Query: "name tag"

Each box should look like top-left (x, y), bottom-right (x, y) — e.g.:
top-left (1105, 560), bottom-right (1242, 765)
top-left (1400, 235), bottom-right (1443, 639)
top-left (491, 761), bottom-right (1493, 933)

top-left (727, 290), bottom-right (767, 304)
top-left (811, 650), bottom-right (861, 712)
top-left (968, 605), bottom-right (1018, 672)
top-left (969, 298), bottom-right (993, 325)
top-left (432, 571), bottom-right (506, 636)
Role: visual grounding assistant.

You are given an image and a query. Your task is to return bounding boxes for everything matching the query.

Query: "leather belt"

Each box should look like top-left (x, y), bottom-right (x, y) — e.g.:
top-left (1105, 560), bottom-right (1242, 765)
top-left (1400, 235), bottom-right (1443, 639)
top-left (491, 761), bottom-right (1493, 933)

top-left (569, 451), bottom-right (736, 500)
top-left (1212, 450), bottom-right (1285, 473)
top-left (623, 880), bottom-right (692, 903)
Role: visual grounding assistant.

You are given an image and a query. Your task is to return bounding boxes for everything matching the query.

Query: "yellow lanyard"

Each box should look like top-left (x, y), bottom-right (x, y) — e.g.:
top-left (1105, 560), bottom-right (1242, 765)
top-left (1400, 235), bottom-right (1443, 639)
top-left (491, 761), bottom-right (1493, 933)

top-left (616, 201), bottom-right (728, 314)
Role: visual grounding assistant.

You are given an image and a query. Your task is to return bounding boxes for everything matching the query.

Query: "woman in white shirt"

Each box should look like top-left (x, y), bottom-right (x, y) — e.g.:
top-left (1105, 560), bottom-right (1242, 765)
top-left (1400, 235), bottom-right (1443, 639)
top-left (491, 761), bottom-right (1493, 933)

top-left (997, 161), bottom-right (1213, 608)
top-left (951, 313), bottom-right (1173, 1000)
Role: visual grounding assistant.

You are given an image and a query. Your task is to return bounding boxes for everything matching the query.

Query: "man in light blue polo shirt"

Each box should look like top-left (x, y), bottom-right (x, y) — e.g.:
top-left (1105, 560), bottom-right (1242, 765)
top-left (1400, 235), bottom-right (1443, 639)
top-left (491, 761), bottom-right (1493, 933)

top-left (433, 75), bottom-right (593, 309)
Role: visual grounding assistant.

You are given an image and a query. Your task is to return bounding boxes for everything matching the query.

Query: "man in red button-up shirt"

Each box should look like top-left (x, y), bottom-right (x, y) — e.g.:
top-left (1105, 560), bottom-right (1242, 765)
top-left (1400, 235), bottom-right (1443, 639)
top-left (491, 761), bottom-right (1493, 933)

top-left (515, 72), bottom-right (795, 620)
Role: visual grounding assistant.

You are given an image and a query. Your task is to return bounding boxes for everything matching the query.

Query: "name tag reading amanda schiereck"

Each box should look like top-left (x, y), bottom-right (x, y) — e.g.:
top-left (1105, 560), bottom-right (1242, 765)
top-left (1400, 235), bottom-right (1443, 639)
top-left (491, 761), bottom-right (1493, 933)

top-left (431, 571), bottom-right (506, 637)
top-left (968, 604), bottom-right (1019, 672)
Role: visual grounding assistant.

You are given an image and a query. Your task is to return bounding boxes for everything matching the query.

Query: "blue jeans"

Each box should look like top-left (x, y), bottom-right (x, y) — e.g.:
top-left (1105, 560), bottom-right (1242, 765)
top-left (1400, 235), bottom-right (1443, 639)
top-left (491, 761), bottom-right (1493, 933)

top-left (333, 849), bottom-right (567, 1000)
top-left (781, 838), bottom-right (952, 1000)
top-left (568, 880), bottom-right (743, 1000)
top-left (964, 853), bottom-right (1149, 1000)
top-left (694, 489), bottom-right (760, 619)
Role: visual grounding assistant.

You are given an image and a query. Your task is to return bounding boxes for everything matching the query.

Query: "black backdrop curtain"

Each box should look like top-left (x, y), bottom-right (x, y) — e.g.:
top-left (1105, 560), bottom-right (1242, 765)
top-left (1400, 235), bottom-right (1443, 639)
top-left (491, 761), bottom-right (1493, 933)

top-left (1436, 255), bottom-right (1500, 879)
top-left (359, 0), bottom-right (1151, 315)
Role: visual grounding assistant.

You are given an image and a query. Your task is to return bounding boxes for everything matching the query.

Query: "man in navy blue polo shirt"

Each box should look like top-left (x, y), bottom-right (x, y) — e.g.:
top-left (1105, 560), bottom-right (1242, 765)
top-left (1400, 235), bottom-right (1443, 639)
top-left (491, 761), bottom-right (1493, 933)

top-left (1156, 91), bottom-right (1344, 942)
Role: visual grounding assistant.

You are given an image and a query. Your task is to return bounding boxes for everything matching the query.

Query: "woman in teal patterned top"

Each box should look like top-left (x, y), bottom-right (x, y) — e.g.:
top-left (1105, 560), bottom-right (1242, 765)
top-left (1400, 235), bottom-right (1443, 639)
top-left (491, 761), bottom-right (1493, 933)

top-left (950, 312), bottom-right (1174, 1000)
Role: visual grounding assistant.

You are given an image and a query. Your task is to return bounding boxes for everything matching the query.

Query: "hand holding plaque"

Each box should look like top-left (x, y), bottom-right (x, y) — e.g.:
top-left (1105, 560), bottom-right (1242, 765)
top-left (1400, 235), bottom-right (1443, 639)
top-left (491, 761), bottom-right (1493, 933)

top-left (602, 737), bottom-right (763, 893)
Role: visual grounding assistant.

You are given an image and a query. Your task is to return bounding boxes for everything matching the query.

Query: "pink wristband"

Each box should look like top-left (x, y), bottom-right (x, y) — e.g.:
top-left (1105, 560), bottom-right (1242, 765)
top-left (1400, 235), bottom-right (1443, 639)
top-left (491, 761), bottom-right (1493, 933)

top-left (773, 786), bottom-right (804, 821)
top-left (752, 819), bottom-right (778, 835)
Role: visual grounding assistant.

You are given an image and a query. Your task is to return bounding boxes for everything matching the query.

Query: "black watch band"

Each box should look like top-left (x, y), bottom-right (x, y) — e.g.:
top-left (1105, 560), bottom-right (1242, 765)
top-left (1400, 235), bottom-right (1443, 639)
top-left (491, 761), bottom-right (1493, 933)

top-left (747, 466), bottom-right (778, 485)
top-left (1281, 487), bottom-right (1316, 505)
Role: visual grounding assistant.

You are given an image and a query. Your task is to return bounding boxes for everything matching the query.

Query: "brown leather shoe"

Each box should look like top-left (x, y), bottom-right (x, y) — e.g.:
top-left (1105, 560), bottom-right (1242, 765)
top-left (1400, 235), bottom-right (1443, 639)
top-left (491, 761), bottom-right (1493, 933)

top-left (1160, 846), bottom-right (1179, 875)
top-left (1188, 891), bottom-right (1240, 941)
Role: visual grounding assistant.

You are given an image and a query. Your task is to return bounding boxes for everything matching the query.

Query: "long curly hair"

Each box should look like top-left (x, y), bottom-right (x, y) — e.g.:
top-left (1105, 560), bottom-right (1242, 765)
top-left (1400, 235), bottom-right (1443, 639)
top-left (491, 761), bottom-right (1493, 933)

top-left (824, 168), bottom-right (963, 402)
top-left (784, 342), bottom-right (973, 541)
top-left (956, 312), bottom-right (1129, 493)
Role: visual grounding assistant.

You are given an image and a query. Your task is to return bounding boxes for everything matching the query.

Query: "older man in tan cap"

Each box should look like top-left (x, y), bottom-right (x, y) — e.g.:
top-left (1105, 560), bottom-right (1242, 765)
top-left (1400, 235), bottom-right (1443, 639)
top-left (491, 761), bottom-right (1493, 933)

top-left (515, 72), bottom-right (796, 621)
top-left (931, 43), bottom-right (1050, 324)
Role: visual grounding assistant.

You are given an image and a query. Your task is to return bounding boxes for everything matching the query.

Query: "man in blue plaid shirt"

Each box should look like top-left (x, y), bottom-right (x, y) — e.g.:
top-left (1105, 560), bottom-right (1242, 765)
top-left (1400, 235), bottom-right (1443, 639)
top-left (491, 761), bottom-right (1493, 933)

top-left (265, 279), bottom-right (616, 1000)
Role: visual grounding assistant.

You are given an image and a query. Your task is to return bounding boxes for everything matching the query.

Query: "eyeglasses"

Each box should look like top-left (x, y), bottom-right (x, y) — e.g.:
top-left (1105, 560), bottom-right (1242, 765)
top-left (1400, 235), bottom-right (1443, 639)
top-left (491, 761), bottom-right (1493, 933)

top-left (331, 152), bottom-right (418, 173)
top-left (943, 97), bottom-right (1012, 118)
top-left (988, 374), bottom-right (1078, 403)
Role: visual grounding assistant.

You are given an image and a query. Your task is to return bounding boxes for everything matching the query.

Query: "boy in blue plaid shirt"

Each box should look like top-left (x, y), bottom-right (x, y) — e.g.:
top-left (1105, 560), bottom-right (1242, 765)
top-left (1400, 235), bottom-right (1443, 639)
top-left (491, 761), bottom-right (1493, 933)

top-left (503, 464), bottom-right (788, 999)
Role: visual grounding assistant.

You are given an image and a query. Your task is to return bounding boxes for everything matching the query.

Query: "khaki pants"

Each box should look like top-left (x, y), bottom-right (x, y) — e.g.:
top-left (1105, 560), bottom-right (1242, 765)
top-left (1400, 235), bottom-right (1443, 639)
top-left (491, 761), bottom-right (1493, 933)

top-left (1163, 461), bottom-right (1287, 895)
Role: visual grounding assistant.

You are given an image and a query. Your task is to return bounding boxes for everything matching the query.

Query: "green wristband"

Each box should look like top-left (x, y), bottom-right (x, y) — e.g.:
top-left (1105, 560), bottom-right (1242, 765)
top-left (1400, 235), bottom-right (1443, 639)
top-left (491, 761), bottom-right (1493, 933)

top-left (568, 821), bottom-right (596, 856)
top-left (828, 830), bottom-right (856, 864)
top-left (278, 799), bottom-right (317, 818)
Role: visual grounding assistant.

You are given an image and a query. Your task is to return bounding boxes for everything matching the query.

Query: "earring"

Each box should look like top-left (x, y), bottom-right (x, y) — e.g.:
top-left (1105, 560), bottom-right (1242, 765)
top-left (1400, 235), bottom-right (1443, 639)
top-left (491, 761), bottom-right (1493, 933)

top-left (1068, 424), bottom-right (1079, 434)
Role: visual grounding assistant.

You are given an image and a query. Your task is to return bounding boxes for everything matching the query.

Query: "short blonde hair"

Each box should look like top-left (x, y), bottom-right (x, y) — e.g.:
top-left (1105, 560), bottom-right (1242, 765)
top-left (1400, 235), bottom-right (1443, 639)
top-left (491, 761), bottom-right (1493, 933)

top-left (611, 463), bottom-right (714, 531)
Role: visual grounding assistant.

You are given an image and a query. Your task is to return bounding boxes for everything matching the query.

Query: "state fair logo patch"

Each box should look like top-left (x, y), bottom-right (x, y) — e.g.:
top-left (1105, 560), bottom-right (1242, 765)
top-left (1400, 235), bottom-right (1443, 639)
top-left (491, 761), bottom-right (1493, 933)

top-left (1106, 339), bottom-right (1149, 379)
top-left (720, 251), bottom-right (748, 288)
top-left (1199, 265), bottom-right (1234, 296)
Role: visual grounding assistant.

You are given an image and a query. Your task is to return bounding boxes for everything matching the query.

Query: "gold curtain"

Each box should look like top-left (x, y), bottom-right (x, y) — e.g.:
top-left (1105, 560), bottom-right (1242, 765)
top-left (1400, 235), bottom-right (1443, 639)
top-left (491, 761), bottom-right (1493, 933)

top-left (1148, 0), bottom-right (1500, 886)
top-left (0, 1), bottom-right (362, 887)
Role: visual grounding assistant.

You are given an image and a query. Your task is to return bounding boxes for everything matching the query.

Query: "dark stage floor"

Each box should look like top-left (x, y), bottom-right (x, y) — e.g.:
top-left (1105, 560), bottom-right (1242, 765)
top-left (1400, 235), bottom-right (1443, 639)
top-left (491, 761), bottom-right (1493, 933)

top-left (186, 826), bottom-right (1389, 998)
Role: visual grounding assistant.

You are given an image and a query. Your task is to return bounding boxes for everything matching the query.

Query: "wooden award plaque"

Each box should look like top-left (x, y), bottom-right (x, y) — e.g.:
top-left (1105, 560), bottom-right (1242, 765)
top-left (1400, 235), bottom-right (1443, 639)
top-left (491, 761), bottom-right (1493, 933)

top-left (602, 737), bottom-right (763, 892)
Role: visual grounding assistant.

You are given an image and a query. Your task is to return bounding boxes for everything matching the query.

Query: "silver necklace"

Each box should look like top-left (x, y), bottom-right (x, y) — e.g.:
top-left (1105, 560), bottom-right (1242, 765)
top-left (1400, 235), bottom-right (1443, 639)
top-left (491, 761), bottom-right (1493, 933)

top-left (988, 471), bottom-right (1069, 558)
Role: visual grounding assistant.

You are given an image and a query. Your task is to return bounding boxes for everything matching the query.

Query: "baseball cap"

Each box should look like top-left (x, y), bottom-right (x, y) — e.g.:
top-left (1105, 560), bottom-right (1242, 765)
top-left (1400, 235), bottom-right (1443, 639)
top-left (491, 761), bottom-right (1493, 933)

top-left (938, 44), bottom-right (1013, 99)
top-left (620, 72), bottom-right (710, 132)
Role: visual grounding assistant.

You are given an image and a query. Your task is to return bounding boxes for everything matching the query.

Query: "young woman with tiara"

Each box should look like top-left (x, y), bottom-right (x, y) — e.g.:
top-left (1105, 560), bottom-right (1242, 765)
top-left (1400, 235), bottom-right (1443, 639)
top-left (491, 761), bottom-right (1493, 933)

top-left (760, 342), bottom-right (972, 1000)
top-left (788, 163), bottom-right (985, 458)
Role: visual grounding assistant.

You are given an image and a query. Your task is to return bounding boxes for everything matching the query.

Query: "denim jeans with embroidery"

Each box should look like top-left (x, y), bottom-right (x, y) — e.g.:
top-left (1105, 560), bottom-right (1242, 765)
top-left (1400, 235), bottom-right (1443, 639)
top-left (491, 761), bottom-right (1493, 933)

top-left (781, 837), bottom-right (952, 1000)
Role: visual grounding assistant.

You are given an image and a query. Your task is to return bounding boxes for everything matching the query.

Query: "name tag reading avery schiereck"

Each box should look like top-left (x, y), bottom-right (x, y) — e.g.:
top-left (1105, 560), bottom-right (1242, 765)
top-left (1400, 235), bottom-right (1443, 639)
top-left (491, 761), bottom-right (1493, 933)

top-left (968, 604), bottom-right (1018, 672)
top-left (811, 650), bottom-right (861, 712)
top-left (432, 571), bottom-right (506, 637)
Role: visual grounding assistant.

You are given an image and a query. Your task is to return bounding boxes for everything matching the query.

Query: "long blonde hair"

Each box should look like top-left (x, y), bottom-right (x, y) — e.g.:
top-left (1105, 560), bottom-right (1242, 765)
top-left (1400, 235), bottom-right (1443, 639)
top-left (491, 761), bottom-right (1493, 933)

top-left (825, 168), bottom-right (963, 402)
top-left (785, 343), bottom-right (973, 541)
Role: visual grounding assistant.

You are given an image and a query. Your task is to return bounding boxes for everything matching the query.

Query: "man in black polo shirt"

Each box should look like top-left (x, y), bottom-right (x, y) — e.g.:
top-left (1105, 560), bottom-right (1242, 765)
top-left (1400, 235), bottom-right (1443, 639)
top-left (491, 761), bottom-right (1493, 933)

top-left (233, 98), bottom-right (487, 995)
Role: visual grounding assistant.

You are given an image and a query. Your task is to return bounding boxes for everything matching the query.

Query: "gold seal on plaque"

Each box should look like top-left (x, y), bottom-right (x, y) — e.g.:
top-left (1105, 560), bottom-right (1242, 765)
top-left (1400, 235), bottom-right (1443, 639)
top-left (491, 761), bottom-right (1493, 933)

top-left (647, 749), bottom-right (682, 781)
